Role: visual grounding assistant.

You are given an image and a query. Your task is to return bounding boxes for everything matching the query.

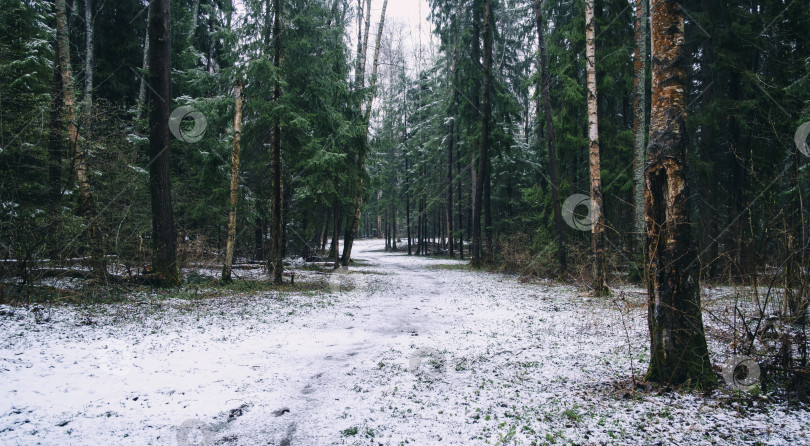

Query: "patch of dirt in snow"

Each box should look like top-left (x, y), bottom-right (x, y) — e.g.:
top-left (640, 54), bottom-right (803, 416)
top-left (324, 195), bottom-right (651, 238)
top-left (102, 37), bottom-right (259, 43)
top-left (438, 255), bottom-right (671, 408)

top-left (0, 239), bottom-right (807, 445)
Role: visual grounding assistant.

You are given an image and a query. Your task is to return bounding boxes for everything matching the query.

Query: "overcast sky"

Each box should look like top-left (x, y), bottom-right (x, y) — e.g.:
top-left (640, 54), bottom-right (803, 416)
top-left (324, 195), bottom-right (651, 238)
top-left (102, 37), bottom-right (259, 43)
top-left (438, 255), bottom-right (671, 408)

top-left (232, 0), bottom-right (433, 72)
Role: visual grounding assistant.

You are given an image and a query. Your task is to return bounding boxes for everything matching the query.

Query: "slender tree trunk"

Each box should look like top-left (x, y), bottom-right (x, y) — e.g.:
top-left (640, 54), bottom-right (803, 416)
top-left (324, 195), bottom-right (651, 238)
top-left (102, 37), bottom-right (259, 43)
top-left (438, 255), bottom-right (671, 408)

top-left (391, 205), bottom-right (398, 252)
top-left (206, 7), bottom-right (215, 73)
top-left (270, 0), bottom-right (284, 284)
top-left (356, 0), bottom-right (372, 86)
top-left (445, 44), bottom-right (456, 258)
top-left (376, 190), bottom-right (382, 237)
top-left (222, 81), bottom-right (244, 282)
top-left (585, 0), bottom-right (606, 295)
top-left (189, 0), bottom-right (200, 41)
top-left (534, 0), bottom-right (565, 273)
top-left (322, 207), bottom-right (331, 252)
top-left (255, 218), bottom-right (264, 260)
top-left (147, 0), bottom-right (180, 286)
top-left (484, 156), bottom-right (492, 259)
top-left (644, 0), bottom-right (714, 388)
top-left (446, 72), bottom-right (456, 258)
top-left (56, 0), bottom-right (104, 276)
top-left (136, 5), bottom-right (151, 121)
top-left (633, 0), bottom-right (650, 260)
top-left (84, 0), bottom-right (93, 107)
top-left (342, 0), bottom-right (388, 266)
top-left (471, 0), bottom-right (491, 268)
top-left (406, 157), bottom-right (412, 255)
top-left (331, 203), bottom-right (340, 268)
top-left (48, 36), bottom-right (64, 207)
top-left (457, 126), bottom-right (463, 259)
top-left (416, 197), bottom-right (422, 255)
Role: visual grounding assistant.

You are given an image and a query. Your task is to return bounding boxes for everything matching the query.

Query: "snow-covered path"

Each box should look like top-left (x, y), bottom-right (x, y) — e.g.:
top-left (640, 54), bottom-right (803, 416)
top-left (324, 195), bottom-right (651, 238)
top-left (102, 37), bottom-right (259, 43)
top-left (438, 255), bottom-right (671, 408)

top-left (1, 239), bottom-right (808, 445)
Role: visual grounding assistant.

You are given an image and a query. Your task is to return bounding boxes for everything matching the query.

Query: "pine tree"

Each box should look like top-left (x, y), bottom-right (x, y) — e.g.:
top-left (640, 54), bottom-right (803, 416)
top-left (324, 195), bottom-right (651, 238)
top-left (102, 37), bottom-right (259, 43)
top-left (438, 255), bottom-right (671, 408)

top-left (56, 0), bottom-right (105, 277)
top-left (471, 0), bottom-right (492, 268)
top-left (269, 0), bottom-right (284, 284)
top-left (534, 0), bottom-right (566, 274)
top-left (147, 0), bottom-right (180, 286)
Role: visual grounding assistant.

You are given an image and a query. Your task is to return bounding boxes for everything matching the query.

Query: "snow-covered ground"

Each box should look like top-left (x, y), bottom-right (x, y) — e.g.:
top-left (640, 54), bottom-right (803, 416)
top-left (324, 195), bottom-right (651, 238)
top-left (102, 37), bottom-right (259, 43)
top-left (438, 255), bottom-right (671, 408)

top-left (0, 239), bottom-right (807, 445)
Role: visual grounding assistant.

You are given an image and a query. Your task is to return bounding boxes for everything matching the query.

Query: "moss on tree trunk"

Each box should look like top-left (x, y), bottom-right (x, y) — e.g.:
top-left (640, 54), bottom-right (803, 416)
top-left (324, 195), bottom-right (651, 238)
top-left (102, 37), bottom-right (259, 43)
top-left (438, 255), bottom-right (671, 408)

top-left (644, 0), bottom-right (715, 389)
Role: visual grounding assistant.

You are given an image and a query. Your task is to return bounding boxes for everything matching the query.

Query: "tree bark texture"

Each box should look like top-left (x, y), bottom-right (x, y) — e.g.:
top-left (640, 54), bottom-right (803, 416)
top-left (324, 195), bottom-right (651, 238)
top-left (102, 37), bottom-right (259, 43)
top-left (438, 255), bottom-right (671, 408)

top-left (270, 0), bottom-right (284, 284)
top-left (342, 0), bottom-right (388, 266)
top-left (222, 81), bottom-right (244, 282)
top-left (644, 0), bottom-right (714, 388)
top-left (471, 0), bottom-right (491, 268)
top-left (585, 0), bottom-right (606, 295)
top-left (147, 0), bottom-right (180, 286)
top-left (56, 0), bottom-right (103, 275)
top-left (534, 0), bottom-right (566, 274)
top-left (633, 0), bottom-right (650, 256)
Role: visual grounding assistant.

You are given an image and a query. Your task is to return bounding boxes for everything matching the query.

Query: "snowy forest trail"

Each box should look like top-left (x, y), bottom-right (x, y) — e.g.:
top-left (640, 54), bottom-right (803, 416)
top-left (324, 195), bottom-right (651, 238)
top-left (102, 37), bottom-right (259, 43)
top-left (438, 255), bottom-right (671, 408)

top-left (1, 239), bottom-right (808, 445)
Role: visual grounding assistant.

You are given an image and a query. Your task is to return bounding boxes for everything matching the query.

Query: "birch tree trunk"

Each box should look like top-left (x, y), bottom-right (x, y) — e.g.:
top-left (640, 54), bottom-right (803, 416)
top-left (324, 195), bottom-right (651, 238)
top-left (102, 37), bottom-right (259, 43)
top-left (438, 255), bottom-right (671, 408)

top-left (147, 0), bottom-right (181, 286)
top-left (137, 4), bottom-right (151, 121)
top-left (341, 0), bottom-right (388, 266)
top-left (84, 0), bottom-right (93, 108)
top-left (222, 81), bottom-right (244, 283)
top-left (359, 0), bottom-right (372, 82)
top-left (633, 0), bottom-right (650, 260)
top-left (644, 0), bottom-right (714, 388)
top-left (534, 0), bottom-right (566, 274)
top-left (270, 0), bottom-right (284, 284)
top-left (585, 0), bottom-right (606, 295)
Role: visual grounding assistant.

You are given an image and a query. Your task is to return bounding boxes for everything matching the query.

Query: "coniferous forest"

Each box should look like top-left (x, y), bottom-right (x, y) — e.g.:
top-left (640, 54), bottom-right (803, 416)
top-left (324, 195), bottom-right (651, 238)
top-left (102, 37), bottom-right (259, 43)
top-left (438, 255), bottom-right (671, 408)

top-left (1, 0), bottom-right (810, 443)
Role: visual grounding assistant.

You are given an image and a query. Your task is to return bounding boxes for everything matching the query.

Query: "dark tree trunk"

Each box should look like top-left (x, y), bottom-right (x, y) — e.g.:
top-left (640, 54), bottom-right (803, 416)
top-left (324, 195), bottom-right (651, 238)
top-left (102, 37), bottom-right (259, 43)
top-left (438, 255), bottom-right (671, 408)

top-left (484, 155), bottom-right (492, 260)
top-left (56, 0), bottom-right (104, 276)
top-left (534, 0), bottom-right (564, 273)
top-left (392, 207), bottom-right (397, 251)
top-left (644, 0), bottom-right (714, 388)
top-left (471, 0), bottom-right (491, 268)
top-left (406, 156), bottom-right (412, 255)
top-left (48, 35), bottom-right (64, 208)
top-left (331, 202), bottom-right (340, 268)
top-left (147, 0), bottom-right (180, 286)
top-left (457, 127), bottom-right (464, 259)
top-left (269, 0), bottom-right (284, 284)
top-left (416, 199), bottom-right (421, 255)
top-left (255, 218), bottom-right (264, 261)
